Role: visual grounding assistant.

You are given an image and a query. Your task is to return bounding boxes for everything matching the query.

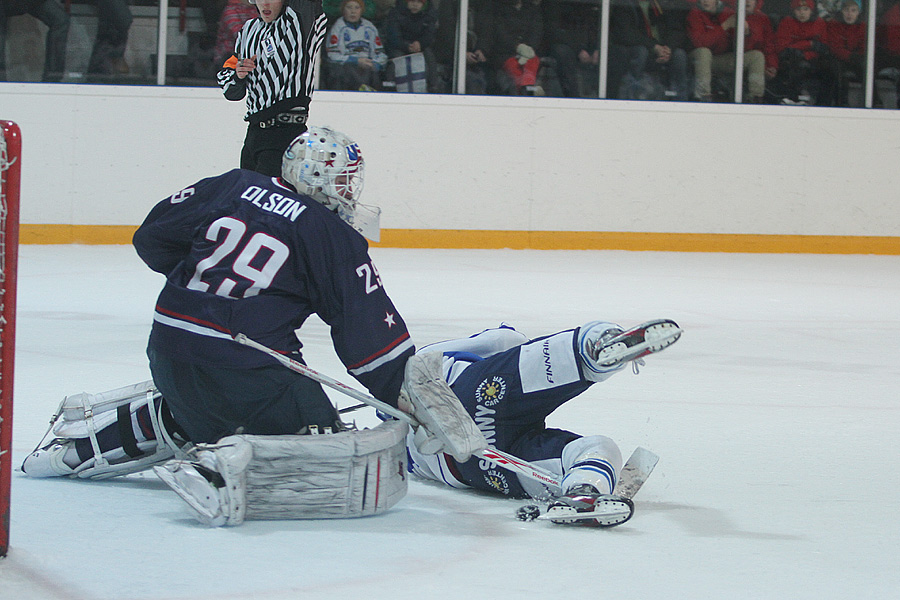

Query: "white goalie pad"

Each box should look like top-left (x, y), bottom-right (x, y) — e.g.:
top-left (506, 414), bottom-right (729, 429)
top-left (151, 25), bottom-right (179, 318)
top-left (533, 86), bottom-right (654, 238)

top-left (24, 380), bottom-right (189, 479)
top-left (154, 420), bottom-right (409, 527)
top-left (401, 352), bottom-right (488, 463)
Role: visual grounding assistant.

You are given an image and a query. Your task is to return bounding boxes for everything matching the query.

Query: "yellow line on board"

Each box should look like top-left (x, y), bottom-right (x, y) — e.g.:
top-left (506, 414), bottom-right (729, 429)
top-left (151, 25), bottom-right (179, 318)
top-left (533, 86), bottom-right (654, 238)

top-left (19, 225), bottom-right (900, 255)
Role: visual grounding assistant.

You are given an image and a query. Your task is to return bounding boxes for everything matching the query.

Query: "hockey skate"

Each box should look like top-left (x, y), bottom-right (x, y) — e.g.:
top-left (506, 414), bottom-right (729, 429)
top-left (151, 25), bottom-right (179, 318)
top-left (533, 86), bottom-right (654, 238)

top-left (21, 438), bottom-right (79, 477)
top-left (580, 319), bottom-right (682, 376)
top-left (540, 485), bottom-right (635, 527)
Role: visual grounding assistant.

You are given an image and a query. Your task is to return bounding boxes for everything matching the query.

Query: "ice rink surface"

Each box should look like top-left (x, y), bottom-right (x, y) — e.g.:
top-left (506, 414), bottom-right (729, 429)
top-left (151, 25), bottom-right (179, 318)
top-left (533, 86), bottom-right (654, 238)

top-left (2, 245), bottom-right (899, 600)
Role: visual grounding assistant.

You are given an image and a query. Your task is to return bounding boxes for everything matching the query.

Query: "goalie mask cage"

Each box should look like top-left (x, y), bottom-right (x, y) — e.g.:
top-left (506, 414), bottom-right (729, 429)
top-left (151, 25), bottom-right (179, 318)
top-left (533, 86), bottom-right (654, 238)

top-left (0, 121), bottom-right (21, 558)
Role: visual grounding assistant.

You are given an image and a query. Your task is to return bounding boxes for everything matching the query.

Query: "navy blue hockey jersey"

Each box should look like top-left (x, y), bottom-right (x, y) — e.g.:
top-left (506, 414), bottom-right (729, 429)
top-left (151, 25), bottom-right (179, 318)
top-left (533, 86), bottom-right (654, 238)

top-left (133, 169), bottom-right (414, 406)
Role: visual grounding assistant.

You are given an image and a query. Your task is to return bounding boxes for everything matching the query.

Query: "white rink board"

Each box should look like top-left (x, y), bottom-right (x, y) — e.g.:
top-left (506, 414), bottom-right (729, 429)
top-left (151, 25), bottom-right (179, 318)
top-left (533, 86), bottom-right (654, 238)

top-left (2, 83), bottom-right (900, 236)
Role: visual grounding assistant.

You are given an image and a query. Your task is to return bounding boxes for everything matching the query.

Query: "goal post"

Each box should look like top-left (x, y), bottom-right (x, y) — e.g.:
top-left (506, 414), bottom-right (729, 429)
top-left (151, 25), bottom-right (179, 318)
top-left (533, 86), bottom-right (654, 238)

top-left (0, 120), bottom-right (21, 558)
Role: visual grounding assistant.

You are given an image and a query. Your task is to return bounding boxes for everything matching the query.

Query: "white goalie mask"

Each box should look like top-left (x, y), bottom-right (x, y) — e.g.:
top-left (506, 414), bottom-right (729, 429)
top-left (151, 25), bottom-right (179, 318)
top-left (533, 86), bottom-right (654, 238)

top-left (282, 127), bottom-right (381, 241)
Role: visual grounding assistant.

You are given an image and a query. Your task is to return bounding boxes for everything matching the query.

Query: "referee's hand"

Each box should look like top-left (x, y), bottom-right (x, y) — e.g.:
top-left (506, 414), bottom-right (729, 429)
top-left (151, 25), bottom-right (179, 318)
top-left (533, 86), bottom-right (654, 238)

top-left (236, 55), bottom-right (258, 79)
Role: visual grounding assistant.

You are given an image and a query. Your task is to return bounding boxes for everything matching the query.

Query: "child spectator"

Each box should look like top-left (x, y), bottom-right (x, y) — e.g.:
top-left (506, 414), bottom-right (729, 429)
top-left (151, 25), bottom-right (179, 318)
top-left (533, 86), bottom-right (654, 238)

top-left (826, 0), bottom-right (865, 106)
top-left (744, 0), bottom-right (779, 95)
top-left (324, 0), bottom-right (378, 23)
top-left (325, 0), bottom-right (389, 90)
top-left (214, 0), bottom-right (261, 67)
top-left (382, 0), bottom-right (438, 92)
top-left (687, 0), bottom-right (768, 102)
top-left (775, 0), bottom-right (830, 104)
top-left (489, 0), bottom-right (545, 96)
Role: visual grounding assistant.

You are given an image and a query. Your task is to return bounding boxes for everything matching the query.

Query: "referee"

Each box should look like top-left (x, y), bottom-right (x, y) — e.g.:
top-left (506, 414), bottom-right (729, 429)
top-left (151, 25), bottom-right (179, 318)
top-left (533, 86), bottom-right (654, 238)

top-left (217, 0), bottom-right (327, 176)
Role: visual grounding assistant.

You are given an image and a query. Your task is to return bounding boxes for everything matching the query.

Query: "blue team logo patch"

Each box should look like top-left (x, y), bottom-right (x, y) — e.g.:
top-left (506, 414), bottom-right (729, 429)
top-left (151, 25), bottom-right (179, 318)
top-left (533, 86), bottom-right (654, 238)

top-left (264, 37), bottom-right (276, 58)
top-left (475, 376), bottom-right (506, 408)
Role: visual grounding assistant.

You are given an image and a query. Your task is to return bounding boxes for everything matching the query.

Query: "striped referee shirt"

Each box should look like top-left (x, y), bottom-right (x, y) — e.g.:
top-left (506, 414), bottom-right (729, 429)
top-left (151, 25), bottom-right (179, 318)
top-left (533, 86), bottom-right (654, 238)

top-left (217, 0), bottom-right (326, 124)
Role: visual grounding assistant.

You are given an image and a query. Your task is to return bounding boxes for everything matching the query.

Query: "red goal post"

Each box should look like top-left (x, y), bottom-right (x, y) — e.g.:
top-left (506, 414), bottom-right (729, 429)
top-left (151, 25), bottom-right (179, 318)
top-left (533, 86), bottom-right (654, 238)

top-left (0, 120), bottom-right (21, 558)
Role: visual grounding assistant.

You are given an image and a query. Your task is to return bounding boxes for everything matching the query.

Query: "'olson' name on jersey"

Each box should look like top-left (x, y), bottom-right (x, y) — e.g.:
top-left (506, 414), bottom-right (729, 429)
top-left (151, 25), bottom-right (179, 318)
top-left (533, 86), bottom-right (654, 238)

top-left (169, 184), bottom-right (309, 223)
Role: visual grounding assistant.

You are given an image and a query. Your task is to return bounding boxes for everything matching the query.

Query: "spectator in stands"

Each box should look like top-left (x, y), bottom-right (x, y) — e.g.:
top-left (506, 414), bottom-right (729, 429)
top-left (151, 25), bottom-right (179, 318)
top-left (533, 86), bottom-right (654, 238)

top-left (324, 0), bottom-right (377, 23)
top-left (325, 0), bottom-right (388, 90)
top-left (875, 0), bottom-right (900, 107)
top-left (214, 0), bottom-right (260, 67)
top-left (775, 0), bottom-right (830, 104)
top-left (433, 0), bottom-right (492, 94)
top-left (0, 0), bottom-right (69, 82)
top-left (608, 0), bottom-right (690, 101)
top-left (543, 0), bottom-right (601, 98)
top-left (489, 0), bottom-right (545, 96)
top-left (382, 0), bottom-right (438, 92)
top-left (825, 0), bottom-right (865, 106)
top-left (87, 0), bottom-right (133, 78)
top-left (745, 0), bottom-right (779, 101)
top-left (687, 0), bottom-right (768, 103)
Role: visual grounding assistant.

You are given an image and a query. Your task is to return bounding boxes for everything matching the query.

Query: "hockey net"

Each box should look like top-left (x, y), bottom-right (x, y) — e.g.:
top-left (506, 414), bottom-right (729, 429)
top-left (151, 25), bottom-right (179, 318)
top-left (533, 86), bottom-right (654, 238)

top-left (0, 121), bottom-right (21, 558)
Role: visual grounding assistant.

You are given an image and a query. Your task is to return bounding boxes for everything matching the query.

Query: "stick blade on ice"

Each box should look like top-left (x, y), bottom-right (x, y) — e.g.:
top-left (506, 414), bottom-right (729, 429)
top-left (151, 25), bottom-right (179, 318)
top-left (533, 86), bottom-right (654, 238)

top-left (613, 447), bottom-right (659, 500)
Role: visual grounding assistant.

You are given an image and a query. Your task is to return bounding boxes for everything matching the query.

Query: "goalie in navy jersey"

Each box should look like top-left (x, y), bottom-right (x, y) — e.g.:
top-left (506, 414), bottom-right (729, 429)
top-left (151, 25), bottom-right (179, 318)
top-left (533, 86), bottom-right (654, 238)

top-left (131, 127), bottom-right (416, 446)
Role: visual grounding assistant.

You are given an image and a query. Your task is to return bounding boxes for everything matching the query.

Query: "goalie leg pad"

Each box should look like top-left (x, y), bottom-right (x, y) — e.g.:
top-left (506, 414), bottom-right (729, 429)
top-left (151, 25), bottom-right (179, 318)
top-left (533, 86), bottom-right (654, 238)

top-left (154, 420), bottom-right (409, 527)
top-left (401, 351), bottom-right (488, 462)
top-left (22, 381), bottom-right (189, 479)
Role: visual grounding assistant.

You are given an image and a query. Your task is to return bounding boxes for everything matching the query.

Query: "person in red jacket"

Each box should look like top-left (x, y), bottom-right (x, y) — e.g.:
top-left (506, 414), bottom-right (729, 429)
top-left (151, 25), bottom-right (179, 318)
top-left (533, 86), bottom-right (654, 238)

top-left (745, 0), bottom-right (779, 95)
top-left (687, 0), bottom-right (769, 102)
top-left (826, 0), bottom-right (865, 106)
top-left (774, 0), bottom-right (830, 104)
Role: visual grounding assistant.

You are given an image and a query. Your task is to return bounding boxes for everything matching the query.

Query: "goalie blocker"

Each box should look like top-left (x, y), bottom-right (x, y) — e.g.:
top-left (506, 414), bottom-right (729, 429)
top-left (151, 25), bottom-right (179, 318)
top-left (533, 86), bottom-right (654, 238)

top-left (154, 420), bottom-right (409, 527)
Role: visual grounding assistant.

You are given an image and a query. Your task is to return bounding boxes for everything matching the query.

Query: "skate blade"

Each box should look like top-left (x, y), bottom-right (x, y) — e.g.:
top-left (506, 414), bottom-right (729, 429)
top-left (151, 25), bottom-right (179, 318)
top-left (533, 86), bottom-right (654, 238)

top-left (597, 321), bottom-right (682, 366)
top-left (538, 501), bottom-right (633, 527)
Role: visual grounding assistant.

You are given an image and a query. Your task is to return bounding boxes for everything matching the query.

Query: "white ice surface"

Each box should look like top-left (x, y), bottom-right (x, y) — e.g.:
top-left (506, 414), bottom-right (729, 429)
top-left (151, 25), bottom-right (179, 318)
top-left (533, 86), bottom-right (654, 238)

top-left (2, 245), bottom-right (899, 600)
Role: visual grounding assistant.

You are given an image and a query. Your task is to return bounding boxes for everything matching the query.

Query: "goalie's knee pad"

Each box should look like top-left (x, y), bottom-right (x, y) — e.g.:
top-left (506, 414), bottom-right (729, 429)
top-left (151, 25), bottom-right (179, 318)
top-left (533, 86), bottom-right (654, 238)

top-left (154, 420), bottom-right (410, 527)
top-left (21, 380), bottom-right (189, 479)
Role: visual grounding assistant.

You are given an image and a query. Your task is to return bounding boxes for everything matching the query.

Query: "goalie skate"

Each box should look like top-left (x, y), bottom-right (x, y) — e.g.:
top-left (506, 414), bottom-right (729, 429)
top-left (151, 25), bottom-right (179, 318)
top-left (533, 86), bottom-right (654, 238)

top-left (584, 319), bottom-right (681, 373)
top-left (539, 486), bottom-right (635, 527)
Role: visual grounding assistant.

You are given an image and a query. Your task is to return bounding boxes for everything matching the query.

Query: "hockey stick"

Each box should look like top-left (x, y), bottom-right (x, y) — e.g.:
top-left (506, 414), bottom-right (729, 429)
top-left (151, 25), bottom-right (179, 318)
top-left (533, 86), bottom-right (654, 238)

top-left (234, 333), bottom-right (564, 494)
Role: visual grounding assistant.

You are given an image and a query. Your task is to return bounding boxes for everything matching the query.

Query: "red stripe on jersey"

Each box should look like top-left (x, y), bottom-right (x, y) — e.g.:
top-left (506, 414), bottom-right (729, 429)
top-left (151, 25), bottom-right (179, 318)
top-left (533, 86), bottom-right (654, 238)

top-left (155, 305), bottom-right (232, 334)
top-left (346, 332), bottom-right (411, 370)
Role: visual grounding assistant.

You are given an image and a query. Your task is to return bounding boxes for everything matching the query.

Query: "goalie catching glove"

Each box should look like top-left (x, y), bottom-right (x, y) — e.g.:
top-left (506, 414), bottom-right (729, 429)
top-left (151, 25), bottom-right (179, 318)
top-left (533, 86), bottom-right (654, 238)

top-left (398, 352), bottom-right (488, 463)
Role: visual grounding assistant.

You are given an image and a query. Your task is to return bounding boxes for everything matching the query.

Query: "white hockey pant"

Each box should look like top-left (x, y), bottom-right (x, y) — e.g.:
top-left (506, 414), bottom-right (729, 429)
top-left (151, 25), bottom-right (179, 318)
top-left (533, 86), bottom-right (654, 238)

top-left (153, 420), bottom-right (410, 527)
top-left (559, 435), bottom-right (623, 495)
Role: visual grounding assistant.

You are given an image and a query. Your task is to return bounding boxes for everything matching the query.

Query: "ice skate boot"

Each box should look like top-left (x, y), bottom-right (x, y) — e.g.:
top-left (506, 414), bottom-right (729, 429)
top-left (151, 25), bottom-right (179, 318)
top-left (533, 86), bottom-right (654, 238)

top-left (541, 484), bottom-right (635, 527)
top-left (579, 319), bottom-right (681, 378)
top-left (21, 438), bottom-right (79, 477)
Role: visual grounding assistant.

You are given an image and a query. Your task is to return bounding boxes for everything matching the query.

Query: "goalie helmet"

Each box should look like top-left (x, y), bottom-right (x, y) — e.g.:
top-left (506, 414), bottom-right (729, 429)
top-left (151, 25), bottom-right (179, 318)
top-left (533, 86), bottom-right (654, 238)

top-left (282, 127), bottom-right (380, 241)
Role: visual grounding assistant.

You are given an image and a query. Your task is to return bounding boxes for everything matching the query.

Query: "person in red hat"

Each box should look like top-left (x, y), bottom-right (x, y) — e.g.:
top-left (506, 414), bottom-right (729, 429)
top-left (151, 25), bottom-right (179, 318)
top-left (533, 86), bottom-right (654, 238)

top-left (774, 0), bottom-right (831, 104)
top-left (826, 0), bottom-right (866, 106)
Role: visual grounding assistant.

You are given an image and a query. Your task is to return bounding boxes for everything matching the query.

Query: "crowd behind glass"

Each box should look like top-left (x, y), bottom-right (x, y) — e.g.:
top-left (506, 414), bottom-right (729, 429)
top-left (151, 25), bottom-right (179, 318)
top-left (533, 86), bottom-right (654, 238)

top-left (2, 0), bottom-right (899, 107)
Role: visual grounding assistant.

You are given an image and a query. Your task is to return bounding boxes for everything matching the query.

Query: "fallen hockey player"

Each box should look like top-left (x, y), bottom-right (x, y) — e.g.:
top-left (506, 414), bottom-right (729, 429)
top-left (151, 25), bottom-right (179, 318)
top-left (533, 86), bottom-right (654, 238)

top-left (381, 318), bottom-right (679, 527)
top-left (20, 126), bottom-right (681, 528)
